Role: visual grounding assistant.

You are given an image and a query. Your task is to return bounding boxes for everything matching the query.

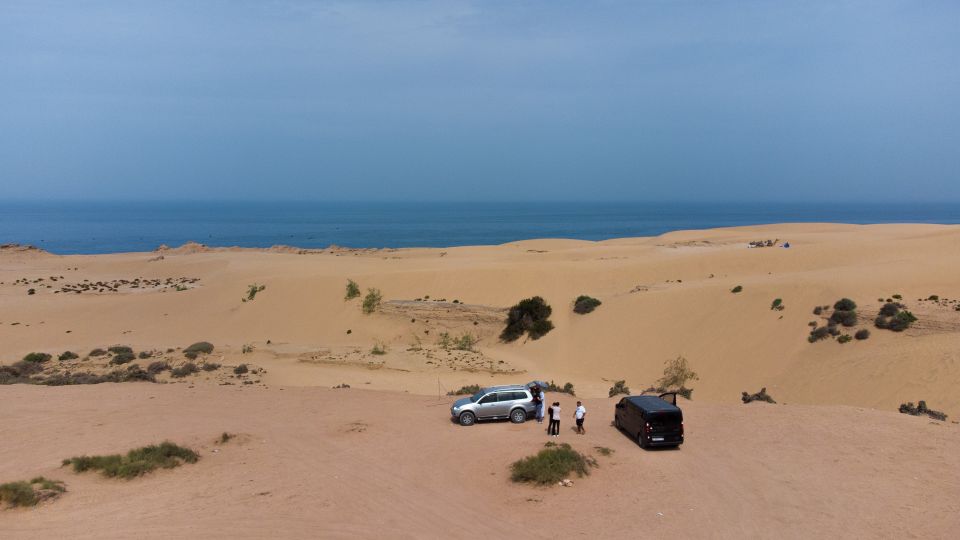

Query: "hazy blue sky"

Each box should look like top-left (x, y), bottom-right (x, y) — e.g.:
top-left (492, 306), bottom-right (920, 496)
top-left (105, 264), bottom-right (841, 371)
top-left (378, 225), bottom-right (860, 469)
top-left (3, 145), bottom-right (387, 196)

top-left (1, 1), bottom-right (958, 202)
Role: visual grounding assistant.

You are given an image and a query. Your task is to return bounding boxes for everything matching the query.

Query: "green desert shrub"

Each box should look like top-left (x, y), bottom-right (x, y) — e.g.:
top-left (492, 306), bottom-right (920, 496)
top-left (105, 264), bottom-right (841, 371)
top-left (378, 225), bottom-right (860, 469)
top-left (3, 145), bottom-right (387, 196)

top-left (22, 352), bottom-right (51, 363)
top-left (833, 298), bottom-right (857, 311)
top-left (233, 364), bottom-right (249, 375)
top-left (594, 446), bottom-right (614, 457)
top-left (509, 443), bottom-right (594, 485)
top-left (830, 310), bottom-right (858, 327)
top-left (242, 283), bottom-right (265, 302)
top-left (137, 351), bottom-right (152, 359)
top-left (812, 306), bottom-right (823, 315)
top-left (572, 295), bottom-right (602, 314)
top-left (200, 362), bottom-right (220, 371)
top-left (344, 279), bottom-right (360, 300)
top-left (927, 295), bottom-right (939, 301)
top-left (184, 342), bottom-right (214, 356)
top-left (454, 333), bottom-right (476, 351)
top-left (437, 332), bottom-right (453, 350)
top-left (770, 298), bottom-right (784, 311)
top-left (447, 384), bottom-right (481, 396)
top-left (0, 477), bottom-right (65, 507)
top-left (370, 342), bottom-right (387, 355)
top-left (837, 334), bottom-right (852, 344)
top-left (58, 351), bottom-right (79, 361)
top-left (892, 294), bottom-right (902, 300)
top-left (362, 288), bottom-right (382, 314)
top-left (608, 380), bottom-right (630, 397)
top-left (730, 285), bottom-right (743, 294)
top-left (879, 302), bottom-right (903, 317)
top-left (170, 363), bottom-right (198, 378)
top-left (107, 345), bottom-right (133, 355)
top-left (808, 326), bottom-right (830, 343)
top-left (39, 366), bottom-right (155, 386)
top-left (854, 329), bottom-right (871, 340)
top-left (146, 361), bottom-right (170, 374)
top-left (88, 348), bottom-right (107, 357)
top-left (109, 351), bottom-right (136, 365)
top-left (64, 442), bottom-right (198, 479)
top-left (500, 296), bottom-right (554, 342)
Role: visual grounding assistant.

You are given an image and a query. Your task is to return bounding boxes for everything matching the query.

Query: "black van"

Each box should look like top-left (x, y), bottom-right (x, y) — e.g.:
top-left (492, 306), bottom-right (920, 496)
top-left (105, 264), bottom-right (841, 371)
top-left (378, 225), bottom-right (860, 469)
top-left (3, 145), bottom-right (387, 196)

top-left (614, 393), bottom-right (684, 448)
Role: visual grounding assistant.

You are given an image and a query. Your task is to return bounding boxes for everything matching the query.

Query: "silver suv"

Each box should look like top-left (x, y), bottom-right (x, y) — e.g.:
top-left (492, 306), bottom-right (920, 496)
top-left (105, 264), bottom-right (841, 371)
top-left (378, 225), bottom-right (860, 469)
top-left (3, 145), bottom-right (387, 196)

top-left (450, 384), bottom-right (538, 426)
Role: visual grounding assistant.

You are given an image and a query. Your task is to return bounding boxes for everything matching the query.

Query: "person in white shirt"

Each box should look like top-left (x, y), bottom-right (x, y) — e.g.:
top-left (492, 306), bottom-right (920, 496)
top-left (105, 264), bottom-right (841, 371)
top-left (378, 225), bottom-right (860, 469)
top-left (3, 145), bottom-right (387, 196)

top-left (548, 402), bottom-right (561, 437)
top-left (574, 401), bottom-right (587, 435)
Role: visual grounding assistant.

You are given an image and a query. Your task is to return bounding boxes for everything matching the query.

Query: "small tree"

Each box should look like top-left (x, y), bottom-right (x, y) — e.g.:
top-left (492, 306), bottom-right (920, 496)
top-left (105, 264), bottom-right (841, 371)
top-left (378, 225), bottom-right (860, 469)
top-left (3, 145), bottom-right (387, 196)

top-left (344, 279), bottom-right (360, 300)
top-left (657, 356), bottom-right (699, 390)
top-left (608, 380), bottom-right (630, 397)
top-left (362, 288), bottom-right (382, 314)
top-left (500, 296), bottom-right (554, 342)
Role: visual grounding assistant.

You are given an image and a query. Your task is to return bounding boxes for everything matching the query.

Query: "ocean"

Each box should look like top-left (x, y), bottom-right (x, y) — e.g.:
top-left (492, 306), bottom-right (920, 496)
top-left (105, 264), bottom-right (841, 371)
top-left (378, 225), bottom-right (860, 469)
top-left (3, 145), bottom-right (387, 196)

top-left (2, 201), bottom-right (959, 255)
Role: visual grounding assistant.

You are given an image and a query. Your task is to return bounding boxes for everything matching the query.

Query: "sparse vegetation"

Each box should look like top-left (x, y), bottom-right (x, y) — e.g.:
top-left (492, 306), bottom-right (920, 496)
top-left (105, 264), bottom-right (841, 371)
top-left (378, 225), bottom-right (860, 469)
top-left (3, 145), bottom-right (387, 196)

top-left (184, 342), bottom-right (214, 356)
top-left (509, 442), bottom-right (594, 485)
top-left (170, 363), bottom-right (199, 378)
top-left (437, 332), bottom-right (452, 350)
top-left (447, 384), bottom-right (482, 396)
top-left (233, 364), bottom-right (249, 375)
top-left (242, 344), bottom-right (254, 354)
top-left (201, 362), bottom-right (220, 371)
top-left (218, 432), bottom-right (234, 444)
top-left (833, 298), bottom-right (857, 311)
top-left (731, 285), bottom-right (743, 294)
top-left (454, 333), bottom-right (476, 351)
top-left (657, 356), bottom-right (699, 392)
top-left (109, 351), bottom-right (136, 365)
top-left (58, 351), bottom-right (79, 361)
top-left (107, 345), bottom-right (133, 355)
top-left (244, 283), bottom-right (266, 302)
top-left (88, 348), bottom-right (107, 357)
top-left (22, 352), bottom-right (51, 363)
top-left (830, 309), bottom-right (858, 327)
top-left (0, 477), bottom-right (65, 508)
top-left (362, 288), bottom-right (382, 314)
top-left (608, 380), bottom-right (630, 397)
top-left (813, 306), bottom-right (823, 315)
top-left (808, 327), bottom-right (830, 342)
top-left (34, 366), bottom-right (156, 386)
top-left (572, 295), bottom-right (602, 314)
top-left (137, 351), bottom-right (152, 359)
top-left (63, 442), bottom-right (198, 479)
top-left (837, 334), bottom-right (852, 344)
top-left (770, 298), bottom-right (784, 311)
top-left (594, 446), bottom-right (614, 457)
top-left (854, 329), bottom-right (871, 340)
top-left (147, 361), bottom-right (170, 374)
top-left (370, 341), bottom-right (387, 355)
top-left (500, 296), bottom-right (554, 342)
top-left (741, 387), bottom-right (776, 404)
top-left (545, 380), bottom-right (575, 396)
top-left (899, 401), bottom-right (947, 421)
top-left (344, 279), bottom-right (361, 300)
top-left (875, 303), bottom-right (917, 332)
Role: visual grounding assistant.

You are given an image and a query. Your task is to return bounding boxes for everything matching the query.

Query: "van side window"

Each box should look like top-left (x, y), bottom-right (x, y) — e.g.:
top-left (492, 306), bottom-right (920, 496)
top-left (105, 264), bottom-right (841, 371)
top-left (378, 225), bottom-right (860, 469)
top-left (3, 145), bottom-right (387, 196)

top-left (501, 391), bottom-right (524, 401)
top-left (479, 393), bottom-right (498, 404)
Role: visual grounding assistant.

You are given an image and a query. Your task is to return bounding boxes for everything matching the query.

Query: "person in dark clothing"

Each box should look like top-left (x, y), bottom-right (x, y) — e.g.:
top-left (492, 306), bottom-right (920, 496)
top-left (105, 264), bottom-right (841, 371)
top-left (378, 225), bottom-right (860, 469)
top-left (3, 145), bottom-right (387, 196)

top-left (531, 385), bottom-right (544, 423)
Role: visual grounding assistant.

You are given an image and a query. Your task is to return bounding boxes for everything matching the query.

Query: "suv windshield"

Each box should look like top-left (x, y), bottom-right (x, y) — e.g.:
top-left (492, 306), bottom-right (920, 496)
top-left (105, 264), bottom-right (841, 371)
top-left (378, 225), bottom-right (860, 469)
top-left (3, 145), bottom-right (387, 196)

top-left (470, 390), bottom-right (486, 403)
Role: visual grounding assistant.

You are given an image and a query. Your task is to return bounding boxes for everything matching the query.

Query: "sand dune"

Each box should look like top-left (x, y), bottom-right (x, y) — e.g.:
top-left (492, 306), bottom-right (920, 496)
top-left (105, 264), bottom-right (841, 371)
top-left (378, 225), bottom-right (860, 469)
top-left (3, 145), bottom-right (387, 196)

top-left (1, 384), bottom-right (958, 539)
top-left (2, 224), bottom-right (959, 537)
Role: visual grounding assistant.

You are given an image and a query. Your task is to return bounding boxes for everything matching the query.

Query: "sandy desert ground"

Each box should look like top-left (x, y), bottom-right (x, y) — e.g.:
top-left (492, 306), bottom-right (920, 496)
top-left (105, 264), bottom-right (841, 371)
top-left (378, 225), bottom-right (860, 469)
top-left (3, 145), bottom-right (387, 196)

top-left (2, 223), bottom-right (959, 538)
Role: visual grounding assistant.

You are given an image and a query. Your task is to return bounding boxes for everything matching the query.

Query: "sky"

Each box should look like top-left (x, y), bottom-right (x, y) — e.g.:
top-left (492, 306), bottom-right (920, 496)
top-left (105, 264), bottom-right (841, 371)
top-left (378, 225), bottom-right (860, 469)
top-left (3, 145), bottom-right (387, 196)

top-left (0, 0), bottom-right (958, 202)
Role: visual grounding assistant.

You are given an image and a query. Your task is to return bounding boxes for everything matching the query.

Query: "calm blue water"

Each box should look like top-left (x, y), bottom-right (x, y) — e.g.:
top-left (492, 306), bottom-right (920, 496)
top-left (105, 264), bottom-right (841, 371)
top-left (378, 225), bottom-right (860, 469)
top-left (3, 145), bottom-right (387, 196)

top-left (1, 201), bottom-right (958, 255)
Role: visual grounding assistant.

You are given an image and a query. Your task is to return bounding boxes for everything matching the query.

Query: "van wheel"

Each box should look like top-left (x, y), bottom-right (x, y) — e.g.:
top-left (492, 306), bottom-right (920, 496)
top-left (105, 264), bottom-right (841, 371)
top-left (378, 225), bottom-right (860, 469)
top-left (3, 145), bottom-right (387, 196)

top-left (459, 412), bottom-right (476, 426)
top-left (637, 432), bottom-right (647, 448)
top-left (510, 409), bottom-right (526, 424)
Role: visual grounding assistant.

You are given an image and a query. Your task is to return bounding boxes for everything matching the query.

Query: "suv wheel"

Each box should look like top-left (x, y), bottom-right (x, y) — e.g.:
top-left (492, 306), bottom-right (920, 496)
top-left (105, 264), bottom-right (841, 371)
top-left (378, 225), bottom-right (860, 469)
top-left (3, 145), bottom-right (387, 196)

top-left (459, 411), bottom-right (476, 426)
top-left (509, 408), bottom-right (526, 424)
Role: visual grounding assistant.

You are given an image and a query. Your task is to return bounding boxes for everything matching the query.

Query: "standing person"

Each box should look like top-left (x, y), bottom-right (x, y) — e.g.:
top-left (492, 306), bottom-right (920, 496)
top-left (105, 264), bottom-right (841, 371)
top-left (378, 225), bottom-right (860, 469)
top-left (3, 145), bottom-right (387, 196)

top-left (574, 401), bottom-right (587, 435)
top-left (531, 384), bottom-right (544, 423)
top-left (549, 401), bottom-right (561, 437)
